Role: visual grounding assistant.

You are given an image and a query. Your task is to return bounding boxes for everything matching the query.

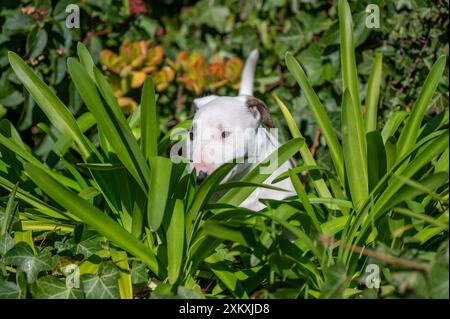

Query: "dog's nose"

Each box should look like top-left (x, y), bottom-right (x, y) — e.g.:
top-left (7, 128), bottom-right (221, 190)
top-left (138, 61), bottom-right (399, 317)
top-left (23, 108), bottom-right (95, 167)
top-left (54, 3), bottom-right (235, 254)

top-left (197, 170), bottom-right (208, 184)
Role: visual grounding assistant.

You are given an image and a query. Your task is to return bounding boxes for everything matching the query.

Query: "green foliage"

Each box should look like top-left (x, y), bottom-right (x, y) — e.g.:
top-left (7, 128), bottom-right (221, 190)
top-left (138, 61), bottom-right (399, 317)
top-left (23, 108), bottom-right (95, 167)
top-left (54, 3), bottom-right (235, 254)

top-left (0, 0), bottom-right (448, 300)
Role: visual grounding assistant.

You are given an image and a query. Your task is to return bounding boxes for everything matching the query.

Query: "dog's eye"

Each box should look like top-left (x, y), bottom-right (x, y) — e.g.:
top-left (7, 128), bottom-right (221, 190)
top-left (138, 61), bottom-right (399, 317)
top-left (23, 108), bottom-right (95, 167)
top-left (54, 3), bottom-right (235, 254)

top-left (189, 131), bottom-right (194, 141)
top-left (221, 131), bottom-right (231, 138)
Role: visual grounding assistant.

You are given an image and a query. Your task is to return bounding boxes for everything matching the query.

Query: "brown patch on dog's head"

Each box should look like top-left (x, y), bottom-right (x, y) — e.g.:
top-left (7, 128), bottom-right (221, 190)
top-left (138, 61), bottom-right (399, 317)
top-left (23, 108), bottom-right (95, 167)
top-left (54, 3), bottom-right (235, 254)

top-left (245, 96), bottom-right (274, 128)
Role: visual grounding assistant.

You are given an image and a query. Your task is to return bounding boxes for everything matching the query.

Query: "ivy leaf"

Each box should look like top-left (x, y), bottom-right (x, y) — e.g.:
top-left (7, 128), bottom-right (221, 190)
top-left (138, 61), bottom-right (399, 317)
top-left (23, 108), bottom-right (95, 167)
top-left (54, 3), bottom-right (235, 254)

top-left (131, 261), bottom-right (148, 285)
top-left (0, 281), bottom-right (20, 299)
top-left (2, 242), bottom-right (54, 283)
top-left (198, 6), bottom-right (230, 33)
top-left (430, 255), bottom-right (449, 299)
top-left (297, 43), bottom-right (324, 85)
top-left (0, 233), bottom-right (15, 256)
top-left (34, 276), bottom-right (84, 299)
top-left (81, 262), bottom-right (120, 299)
top-left (76, 229), bottom-right (106, 258)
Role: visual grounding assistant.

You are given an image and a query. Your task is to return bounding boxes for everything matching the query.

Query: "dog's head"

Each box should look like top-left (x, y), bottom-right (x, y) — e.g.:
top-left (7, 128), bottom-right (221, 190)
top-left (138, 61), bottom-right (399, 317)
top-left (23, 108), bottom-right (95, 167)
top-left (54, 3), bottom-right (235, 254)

top-left (188, 95), bottom-right (273, 182)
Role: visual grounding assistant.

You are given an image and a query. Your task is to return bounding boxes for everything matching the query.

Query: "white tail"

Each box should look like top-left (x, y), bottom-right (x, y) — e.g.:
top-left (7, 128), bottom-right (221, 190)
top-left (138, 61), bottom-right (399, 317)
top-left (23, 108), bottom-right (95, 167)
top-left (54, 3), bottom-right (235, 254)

top-left (238, 49), bottom-right (259, 96)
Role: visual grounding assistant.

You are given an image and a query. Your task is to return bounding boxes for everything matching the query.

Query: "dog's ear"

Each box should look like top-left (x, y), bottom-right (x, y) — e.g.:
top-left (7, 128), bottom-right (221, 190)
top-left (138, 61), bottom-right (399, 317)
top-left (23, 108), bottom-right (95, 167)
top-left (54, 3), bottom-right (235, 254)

top-left (193, 95), bottom-right (218, 110)
top-left (246, 96), bottom-right (274, 128)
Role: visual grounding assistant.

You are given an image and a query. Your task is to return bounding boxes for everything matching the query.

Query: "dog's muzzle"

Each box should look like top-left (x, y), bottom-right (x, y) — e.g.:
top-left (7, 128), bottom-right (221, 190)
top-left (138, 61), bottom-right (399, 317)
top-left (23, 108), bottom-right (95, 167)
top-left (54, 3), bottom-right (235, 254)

top-left (197, 170), bottom-right (208, 184)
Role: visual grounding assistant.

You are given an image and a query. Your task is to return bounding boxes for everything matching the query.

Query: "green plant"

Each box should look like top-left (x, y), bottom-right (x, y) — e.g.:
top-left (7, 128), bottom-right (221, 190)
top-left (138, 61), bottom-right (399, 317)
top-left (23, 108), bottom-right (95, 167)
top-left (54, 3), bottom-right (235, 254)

top-left (0, 38), bottom-right (302, 297)
top-left (0, 0), bottom-right (448, 299)
top-left (273, 0), bottom-right (448, 297)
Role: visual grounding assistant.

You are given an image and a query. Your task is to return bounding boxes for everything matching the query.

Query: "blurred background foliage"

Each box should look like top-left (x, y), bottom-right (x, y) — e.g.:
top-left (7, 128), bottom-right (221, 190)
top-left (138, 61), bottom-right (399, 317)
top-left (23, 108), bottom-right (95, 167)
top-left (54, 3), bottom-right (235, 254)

top-left (0, 0), bottom-right (448, 168)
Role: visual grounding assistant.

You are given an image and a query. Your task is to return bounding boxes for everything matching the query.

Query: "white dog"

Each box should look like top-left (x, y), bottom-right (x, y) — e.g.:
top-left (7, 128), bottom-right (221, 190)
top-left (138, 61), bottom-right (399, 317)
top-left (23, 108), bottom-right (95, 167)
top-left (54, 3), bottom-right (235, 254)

top-left (188, 49), bottom-right (295, 211)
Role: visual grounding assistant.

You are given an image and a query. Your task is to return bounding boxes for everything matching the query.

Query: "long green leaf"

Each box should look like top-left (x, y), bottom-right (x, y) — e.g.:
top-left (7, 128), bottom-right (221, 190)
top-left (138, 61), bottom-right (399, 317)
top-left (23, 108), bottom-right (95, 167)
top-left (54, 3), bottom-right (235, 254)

top-left (23, 163), bottom-right (162, 276)
top-left (374, 131), bottom-right (449, 216)
top-left (365, 53), bottom-right (383, 133)
top-left (366, 131), bottom-right (387, 191)
top-left (288, 169), bottom-right (322, 232)
top-left (274, 95), bottom-right (332, 199)
top-left (339, 0), bottom-right (367, 193)
top-left (167, 199), bottom-right (184, 284)
top-left (147, 156), bottom-right (173, 231)
top-left (397, 55), bottom-right (446, 157)
top-left (8, 52), bottom-right (91, 159)
top-left (381, 111), bottom-right (408, 143)
top-left (77, 42), bottom-right (95, 81)
top-left (285, 53), bottom-right (345, 183)
top-left (93, 67), bottom-right (129, 129)
top-left (341, 90), bottom-right (368, 208)
top-left (218, 138), bottom-right (303, 206)
top-left (205, 253), bottom-right (249, 298)
top-left (68, 58), bottom-right (149, 192)
top-left (110, 249), bottom-right (133, 299)
top-left (0, 183), bottom-right (18, 236)
top-left (141, 77), bottom-right (159, 159)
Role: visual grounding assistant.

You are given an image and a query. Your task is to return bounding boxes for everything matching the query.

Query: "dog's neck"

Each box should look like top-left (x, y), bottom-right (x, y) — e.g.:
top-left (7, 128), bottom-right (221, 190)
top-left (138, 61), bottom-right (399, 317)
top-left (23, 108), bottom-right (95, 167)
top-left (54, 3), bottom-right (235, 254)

top-left (225, 125), bottom-right (279, 181)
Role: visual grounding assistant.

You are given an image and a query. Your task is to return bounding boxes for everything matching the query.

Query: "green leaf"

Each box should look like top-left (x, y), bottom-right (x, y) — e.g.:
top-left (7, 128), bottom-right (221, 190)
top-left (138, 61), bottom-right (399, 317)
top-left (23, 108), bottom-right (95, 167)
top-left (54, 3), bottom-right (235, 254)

top-left (68, 58), bottom-right (149, 192)
top-left (8, 52), bottom-right (92, 159)
top-left (23, 163), bottom-right (162, 277)
top-left (218, 138), bottom-right (303, 207)
top-left (397, 56), bottom-right (447, 158)
top-left (3, 242), bottom-right (53, 283)
top-left (187, 162), bottom-right (236, 225)
top-left (373, 132), bottom-right (449, 218)
top-left (365, 53), bottom-right (383, 133)
top-left (341, 90), bottom-right (368, 208)
top-left (0, 233), bottom-right (15, 256)
top-left (110, 249), bottom-right (133, 299)
top-left (322, 216), bottom-right (348, 235)
top-left (320, 262), bottom-right (347, 299)
top-left (274, 95), bottom-right (332, 199)
top-left (381, 111), bottom-right (408, 143)
top-left (81, 262), bottom-right (120, 299)
top-left (288, 169), bottom-right (321, 232)
top-left (141, 77), bottom-right (159, 159)
top-left (0, 281), bottom-right (20, 299)
top-left (205, 252), bottom-right (249, 299)
top-left (131, 261), bottom-right (148, 285)
top-left (76, 230), bottom-right (105, 258)
top-left (379, 173), bottom-right (449, 215)
top-left (35, 276), bottom-right (84, 299)
top-left (202, 222), bottom-right (251, 247)
top-left (167, 199), bottom-right (185, 285)
top-left (366, 131), bottom-right (387, 191)
top-left (147, 156), bottom-right (173, 232)
top-left (93, 67), bottom-right (130, 129)
top-left (0, 182), bottom-right (18, 236)
top-left (285, 53), bottom-right (345, 183)
top-left (77, 42), bottom-right (95, 81)
top-left (27, 29), bottom-right (48, 60)
top-left (338, 0), bottom-right (368, 191)
top-left (385, 136), bottom-right (397, 170)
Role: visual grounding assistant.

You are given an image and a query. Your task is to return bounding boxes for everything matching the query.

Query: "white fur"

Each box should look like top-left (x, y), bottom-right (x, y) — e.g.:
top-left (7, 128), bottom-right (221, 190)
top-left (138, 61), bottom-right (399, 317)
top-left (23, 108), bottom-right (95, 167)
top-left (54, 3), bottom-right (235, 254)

top-left (189, 49), bottom-right (295, 211)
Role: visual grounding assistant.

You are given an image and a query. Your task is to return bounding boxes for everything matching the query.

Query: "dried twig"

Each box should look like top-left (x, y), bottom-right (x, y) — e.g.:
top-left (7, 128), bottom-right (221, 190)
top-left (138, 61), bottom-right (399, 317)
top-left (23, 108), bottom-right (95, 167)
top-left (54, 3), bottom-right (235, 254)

top-left (309, 128), bottom-right (321, 158)
top-left (320, 235), bottom-right (431, 272)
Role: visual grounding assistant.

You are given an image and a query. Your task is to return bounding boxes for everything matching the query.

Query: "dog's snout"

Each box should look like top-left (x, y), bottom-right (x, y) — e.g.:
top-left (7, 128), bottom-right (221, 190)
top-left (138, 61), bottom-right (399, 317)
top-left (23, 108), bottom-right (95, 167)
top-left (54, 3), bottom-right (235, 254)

top-left (197, 170), bottom-right (208, 184)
